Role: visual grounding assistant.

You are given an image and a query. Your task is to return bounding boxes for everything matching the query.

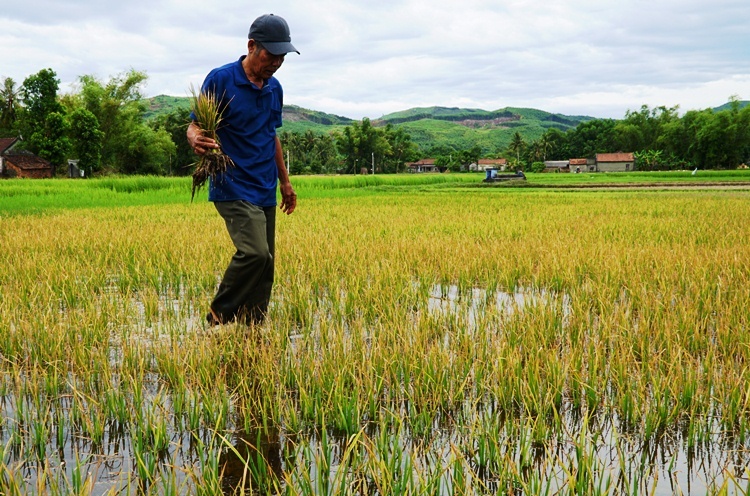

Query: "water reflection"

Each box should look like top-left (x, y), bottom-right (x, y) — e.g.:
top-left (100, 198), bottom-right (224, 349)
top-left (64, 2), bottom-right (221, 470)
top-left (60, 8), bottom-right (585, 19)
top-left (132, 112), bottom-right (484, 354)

top-left (219, 425), bottom-right (284, 495)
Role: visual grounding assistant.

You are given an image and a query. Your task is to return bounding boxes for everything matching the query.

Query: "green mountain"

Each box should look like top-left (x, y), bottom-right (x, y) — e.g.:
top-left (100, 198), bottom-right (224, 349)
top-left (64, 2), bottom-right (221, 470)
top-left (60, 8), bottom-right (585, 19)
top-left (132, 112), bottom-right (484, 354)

top-left (712, 100), bottom-right (750, 112)
top-left (141, 95), bottom-right (592, 153)
top-left (375, 106), bottom-right (592, 152)
top-left (143, 95), bottom-right (191, 120)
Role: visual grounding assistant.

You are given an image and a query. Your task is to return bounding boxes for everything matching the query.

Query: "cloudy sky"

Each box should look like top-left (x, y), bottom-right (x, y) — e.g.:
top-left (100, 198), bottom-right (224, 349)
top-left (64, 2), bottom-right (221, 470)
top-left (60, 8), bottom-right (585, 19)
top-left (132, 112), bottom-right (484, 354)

top-left (2, 0), bottom-right (748, 120)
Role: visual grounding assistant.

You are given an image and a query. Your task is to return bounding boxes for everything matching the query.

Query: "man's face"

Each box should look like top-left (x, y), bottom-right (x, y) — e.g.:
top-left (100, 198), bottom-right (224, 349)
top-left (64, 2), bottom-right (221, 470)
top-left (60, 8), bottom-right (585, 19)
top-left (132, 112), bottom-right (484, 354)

top-left (250, 43), bottom-right (285, 79)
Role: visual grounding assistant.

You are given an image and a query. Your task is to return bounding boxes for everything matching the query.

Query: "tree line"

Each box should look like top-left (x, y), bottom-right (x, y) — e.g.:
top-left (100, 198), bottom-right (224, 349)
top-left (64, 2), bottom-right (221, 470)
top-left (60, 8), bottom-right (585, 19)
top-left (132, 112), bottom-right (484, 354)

top-left (505, 101), bottom-right (750, 171)
top-left (1, 68), bottom-right (748, 176)
top-left (1, 69), bottom-right (177, 175)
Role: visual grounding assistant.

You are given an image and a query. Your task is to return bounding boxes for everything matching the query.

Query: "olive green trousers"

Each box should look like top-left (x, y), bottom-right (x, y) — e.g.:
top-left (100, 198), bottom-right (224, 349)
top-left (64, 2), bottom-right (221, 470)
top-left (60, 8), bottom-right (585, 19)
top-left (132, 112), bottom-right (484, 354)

top-left (211, 200), bottom-right (276, 325)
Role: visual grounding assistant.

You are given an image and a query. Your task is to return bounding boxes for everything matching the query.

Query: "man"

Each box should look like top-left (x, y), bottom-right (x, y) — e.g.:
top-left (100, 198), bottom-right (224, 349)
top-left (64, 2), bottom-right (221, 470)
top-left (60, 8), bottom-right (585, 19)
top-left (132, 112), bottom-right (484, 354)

top-left (187, 14), bottom-right (298, 326)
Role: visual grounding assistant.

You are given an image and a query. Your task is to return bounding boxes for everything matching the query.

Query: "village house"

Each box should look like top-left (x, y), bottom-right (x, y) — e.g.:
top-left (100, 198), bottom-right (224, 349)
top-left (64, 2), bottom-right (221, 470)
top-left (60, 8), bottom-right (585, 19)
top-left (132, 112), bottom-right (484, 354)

top-left (569, 158), bottom-right (593, 173)
top-left (542, 156), bottom-right (633, 173)
top-left (472, 158), bottom-right (508, 172)
top-left (595, 152), bottom-right (635, 172)
top-left (542, 160), bottom-right (570, 172)
top-left (0, 137), bottom-right (54, 179)
top-left (405, 158), bottom-right (441, 173)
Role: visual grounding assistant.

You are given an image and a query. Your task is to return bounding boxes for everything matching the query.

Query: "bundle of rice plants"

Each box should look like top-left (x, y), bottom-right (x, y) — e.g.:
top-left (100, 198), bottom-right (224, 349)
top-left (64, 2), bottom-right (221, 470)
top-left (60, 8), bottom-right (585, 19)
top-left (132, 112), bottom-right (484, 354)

top-left (189, 85), bottom-right (235, 201)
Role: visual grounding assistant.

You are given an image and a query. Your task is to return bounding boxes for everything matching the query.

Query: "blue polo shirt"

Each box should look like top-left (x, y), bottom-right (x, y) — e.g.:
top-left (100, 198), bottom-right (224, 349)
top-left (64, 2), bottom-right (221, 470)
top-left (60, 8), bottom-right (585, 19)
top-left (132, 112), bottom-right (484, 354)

top-left (196, 56), bottom-right (283, 206)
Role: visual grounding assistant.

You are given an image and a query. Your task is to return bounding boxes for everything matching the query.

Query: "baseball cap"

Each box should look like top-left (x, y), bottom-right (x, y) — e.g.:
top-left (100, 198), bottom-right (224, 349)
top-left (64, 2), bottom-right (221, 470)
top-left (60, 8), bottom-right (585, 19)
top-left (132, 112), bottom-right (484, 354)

top-left (248, 14), bottom-right (299, 55)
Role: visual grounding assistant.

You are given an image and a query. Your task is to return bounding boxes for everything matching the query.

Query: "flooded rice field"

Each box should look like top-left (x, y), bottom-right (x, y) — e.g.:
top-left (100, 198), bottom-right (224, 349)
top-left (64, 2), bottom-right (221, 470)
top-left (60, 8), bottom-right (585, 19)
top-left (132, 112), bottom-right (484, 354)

top-left (2, 188), bottom-right (750, 494)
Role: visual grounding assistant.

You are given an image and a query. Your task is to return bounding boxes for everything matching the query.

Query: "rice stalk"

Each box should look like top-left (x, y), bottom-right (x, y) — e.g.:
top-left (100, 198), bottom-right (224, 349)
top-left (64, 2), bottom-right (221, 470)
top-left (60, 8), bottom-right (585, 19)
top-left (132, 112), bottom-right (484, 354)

top-left (188, 85), bottom-right (234, 201)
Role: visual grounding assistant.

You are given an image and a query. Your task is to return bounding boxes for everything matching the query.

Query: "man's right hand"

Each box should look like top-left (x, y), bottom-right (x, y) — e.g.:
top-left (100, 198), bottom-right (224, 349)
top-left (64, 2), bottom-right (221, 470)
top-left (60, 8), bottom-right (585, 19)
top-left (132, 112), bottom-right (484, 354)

top-left (187, 122), bottom-right (220, 156)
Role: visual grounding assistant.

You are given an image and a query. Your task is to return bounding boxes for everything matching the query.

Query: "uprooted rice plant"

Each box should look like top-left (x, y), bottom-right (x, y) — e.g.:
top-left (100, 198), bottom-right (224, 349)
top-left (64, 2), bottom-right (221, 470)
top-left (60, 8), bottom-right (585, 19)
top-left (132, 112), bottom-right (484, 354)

top-left (1, 176), bottom-right (750, 495)
top-left (189, 85), bottom-right (235, 201)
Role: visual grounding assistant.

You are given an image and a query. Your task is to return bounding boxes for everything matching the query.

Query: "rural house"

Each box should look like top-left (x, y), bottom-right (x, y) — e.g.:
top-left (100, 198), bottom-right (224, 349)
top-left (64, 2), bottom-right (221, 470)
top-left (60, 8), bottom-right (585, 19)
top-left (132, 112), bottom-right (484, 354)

top-left (406, 158), bottom-right (441, 173)
top-left (543, 160), bottom-right (570, 172)
top-left (472, 158), bottom-right (508, 172)
top-left (0, 137), bottom-right (54, 179)
top-left (595, 152), bottom-right (635, 172)
top-left (569, 158), bottom-right (593, 173)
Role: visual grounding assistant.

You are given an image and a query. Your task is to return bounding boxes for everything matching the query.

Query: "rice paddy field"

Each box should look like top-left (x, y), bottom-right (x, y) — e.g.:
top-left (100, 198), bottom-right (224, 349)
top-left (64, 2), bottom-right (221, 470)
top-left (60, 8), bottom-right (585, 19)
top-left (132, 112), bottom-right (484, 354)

top-left (1, 172), bottom-right (750, 495)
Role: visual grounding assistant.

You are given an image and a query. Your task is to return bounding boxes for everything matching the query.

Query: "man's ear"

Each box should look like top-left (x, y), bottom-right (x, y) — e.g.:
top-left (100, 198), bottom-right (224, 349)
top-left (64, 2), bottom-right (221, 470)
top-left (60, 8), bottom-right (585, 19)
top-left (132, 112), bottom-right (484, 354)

top-left (248, 39), bottom-right (263, 55)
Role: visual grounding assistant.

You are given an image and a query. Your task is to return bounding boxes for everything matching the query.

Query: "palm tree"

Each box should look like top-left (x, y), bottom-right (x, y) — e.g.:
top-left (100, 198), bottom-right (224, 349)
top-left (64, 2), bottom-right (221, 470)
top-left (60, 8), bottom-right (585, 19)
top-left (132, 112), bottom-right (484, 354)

top-left (508, 131), bottom-right (525, 165)
top-left (539, 132), bottom-right (553, 161)
top-left (0, 77), bottom-right (22, 132)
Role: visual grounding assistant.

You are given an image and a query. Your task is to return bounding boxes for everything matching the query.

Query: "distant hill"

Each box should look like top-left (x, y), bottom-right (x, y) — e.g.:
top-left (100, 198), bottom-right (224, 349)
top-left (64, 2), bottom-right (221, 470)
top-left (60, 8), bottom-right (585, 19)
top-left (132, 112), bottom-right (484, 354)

top-left (713, 100), bottom-right (750, 112)
top-left (374, 106), bottom-right (592, 152)
top-left (143, 95), bottom-right (191, 120)
top-left (138, 95), bottom-right (591, 153)
top-left (142, 95), bottom-right (353, 132)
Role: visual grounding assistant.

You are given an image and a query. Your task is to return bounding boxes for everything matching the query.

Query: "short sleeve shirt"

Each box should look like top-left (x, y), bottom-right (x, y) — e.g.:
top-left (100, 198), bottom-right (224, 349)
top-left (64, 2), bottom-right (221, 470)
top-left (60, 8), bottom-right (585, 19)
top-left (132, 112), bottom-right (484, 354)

top-left (196, 56), bottom-right (283, 206)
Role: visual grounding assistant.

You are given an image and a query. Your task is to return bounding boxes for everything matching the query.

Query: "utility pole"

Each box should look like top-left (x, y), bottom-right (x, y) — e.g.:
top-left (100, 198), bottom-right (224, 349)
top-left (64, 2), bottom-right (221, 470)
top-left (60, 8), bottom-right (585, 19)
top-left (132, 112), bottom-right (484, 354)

top-left (372, 152), bottom-right (375, 175)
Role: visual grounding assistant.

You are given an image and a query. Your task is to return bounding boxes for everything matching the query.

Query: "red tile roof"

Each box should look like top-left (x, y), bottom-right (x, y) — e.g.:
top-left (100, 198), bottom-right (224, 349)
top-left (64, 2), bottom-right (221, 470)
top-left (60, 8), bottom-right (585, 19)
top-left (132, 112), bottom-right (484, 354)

top-left (478, 158), bottom-right (507, 165)
top-left (0, 137), bottom-right (19, 154)
top-left (407, 158), bottom-right (437, 166)
top-left (4, 152), bottom-right (52, 170)
top-left (596, 152), bottom-right (634, 162)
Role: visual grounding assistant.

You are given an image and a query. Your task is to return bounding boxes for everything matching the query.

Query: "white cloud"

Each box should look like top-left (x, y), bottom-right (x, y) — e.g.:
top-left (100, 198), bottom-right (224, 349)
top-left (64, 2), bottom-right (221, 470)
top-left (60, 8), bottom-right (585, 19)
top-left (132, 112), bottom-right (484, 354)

top-left (1, 0), bottom-right (748, 120)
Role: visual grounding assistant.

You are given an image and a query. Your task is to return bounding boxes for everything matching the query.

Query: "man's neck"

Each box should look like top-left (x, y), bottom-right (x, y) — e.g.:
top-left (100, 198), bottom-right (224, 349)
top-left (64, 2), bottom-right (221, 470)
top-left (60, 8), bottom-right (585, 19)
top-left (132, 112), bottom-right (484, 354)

top-left (242, 58), bottom-right (264, 88)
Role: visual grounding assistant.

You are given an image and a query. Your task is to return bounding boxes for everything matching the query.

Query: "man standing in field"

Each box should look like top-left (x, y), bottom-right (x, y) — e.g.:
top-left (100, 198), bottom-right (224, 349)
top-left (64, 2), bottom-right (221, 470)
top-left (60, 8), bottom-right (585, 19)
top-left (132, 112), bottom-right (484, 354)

top-left (187, 14), bottom-right (298, 326)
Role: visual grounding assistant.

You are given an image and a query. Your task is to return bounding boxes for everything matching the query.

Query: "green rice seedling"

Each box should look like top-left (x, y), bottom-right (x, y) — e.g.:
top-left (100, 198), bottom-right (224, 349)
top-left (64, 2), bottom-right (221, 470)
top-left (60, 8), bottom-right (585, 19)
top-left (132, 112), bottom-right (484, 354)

top-left (185, 390), bottom-right (202, 435)
top-left (67, 452), bottom-right (95, 495)
top-left (472, 410), bottom-right (504, 480)
top-left (191, 436), bottom-right (223, 496)
top-left (157, 468), bottom-right (181, 496)
top-left (102, 387), bottom-right (130, 428)
top-left (364, 420), bottom-right (416, 495)
top-left (188, 85), bottom-right (235, 201)
top-left (201, 387), bottom-right (231, 433)
top-left (29, 412), bottom-right (49, 461)
top-left (131, 425), bottom-right (159, 487)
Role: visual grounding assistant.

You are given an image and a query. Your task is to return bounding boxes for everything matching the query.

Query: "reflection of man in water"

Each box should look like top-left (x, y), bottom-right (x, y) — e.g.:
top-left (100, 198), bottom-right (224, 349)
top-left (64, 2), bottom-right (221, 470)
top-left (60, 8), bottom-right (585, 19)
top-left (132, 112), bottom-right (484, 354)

top-left (219, 426), bottom-right (283, 493)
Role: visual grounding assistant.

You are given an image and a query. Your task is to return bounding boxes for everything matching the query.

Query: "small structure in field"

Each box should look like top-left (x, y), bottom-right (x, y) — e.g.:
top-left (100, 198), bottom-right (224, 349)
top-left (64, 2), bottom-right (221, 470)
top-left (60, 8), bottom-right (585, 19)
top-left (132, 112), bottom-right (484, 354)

top-left (483, 168), bottom-right (526, 182)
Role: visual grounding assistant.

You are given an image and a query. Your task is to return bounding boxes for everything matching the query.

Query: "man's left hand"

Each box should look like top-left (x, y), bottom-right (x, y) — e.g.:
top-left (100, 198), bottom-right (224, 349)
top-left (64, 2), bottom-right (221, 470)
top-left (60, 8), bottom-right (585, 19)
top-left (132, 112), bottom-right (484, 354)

top-left (280, 183), bottom-right (297, 214)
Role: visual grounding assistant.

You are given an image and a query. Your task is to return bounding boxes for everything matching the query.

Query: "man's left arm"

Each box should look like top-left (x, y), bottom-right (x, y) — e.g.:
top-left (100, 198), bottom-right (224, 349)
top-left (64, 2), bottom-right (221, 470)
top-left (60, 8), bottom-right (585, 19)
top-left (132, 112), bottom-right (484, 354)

top-left (275, 136), bottom-right (296, 214)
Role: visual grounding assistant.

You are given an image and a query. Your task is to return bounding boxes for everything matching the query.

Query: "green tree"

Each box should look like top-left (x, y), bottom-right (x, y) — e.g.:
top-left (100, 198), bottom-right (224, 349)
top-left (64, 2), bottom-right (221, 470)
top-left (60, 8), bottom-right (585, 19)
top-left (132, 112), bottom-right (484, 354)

top-left (69, 107), bottom-right (104, 173)
top-left (335, 118), bottom-right (390, 174)
top-left (74, 70), bottom-right (154, 172)
top-left (19, 69), bottom-right (69, 165)
top-left (565, 119), bottom-right (618, 158)
top-left (614, 105), bottom-right (680, 152)
top-left (279, 130), bottom-right (339, 174)
top-left (457, 145), bottom-right (481, 171)
top-left (382, 124), bottom-right (419, 173)
top-left (120, 125), bottom-right (176, 175)
top-left (150, 107), bottom-right (193, 175)
top-left (30, 111), bottom-right (70, 167)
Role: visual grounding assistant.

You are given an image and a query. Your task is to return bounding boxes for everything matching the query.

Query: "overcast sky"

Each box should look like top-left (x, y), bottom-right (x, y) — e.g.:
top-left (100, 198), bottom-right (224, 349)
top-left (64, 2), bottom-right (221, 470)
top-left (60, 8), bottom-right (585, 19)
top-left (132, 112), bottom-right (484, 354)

top-left (2, 0), bottom-right (748, 120)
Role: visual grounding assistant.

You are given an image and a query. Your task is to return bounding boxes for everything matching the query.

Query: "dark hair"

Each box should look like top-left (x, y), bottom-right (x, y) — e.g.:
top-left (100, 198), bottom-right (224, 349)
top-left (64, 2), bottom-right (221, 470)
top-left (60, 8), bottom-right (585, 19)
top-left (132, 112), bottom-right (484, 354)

top-left (252, 40), bottom-right (267, 55)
